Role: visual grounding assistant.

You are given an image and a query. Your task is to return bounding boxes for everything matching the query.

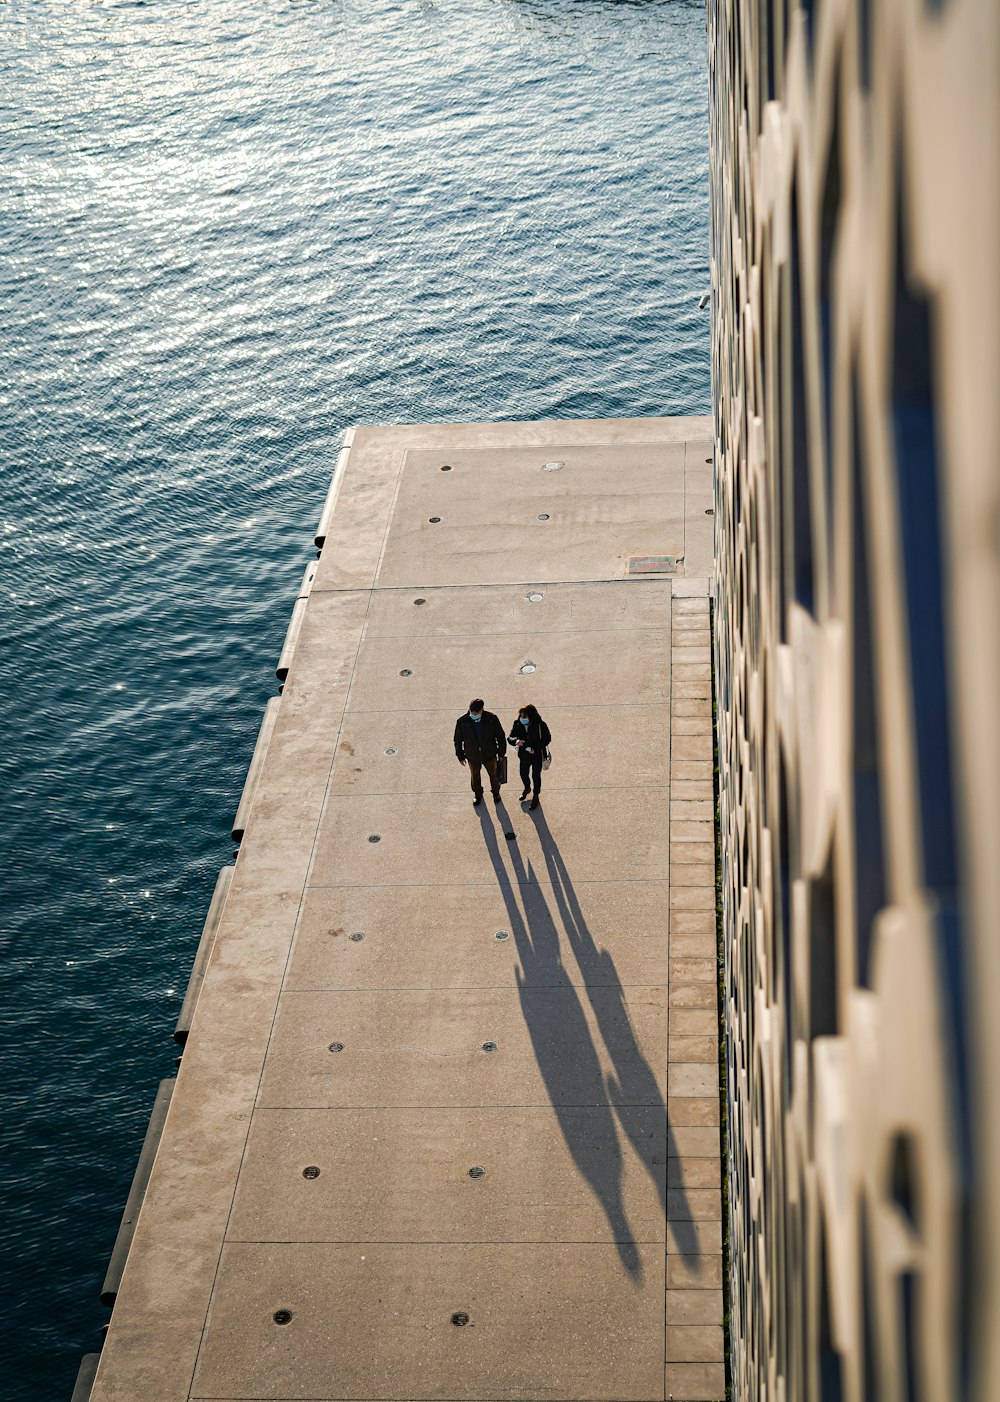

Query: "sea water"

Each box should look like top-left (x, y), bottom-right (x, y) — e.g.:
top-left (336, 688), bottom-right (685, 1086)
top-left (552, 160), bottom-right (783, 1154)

top-left (0, 1), bottom-right (708, 1394)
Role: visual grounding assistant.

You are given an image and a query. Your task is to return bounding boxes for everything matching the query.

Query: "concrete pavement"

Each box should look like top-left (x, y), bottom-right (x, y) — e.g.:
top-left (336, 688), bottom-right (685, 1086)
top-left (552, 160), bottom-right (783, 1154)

top-left (90, 417), bottom-right (723, 1402)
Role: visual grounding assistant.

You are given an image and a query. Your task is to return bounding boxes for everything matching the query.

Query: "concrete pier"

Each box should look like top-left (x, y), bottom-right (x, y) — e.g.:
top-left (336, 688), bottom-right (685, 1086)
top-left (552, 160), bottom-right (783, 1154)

top-left (90, 417), bottom-right (723, 1402)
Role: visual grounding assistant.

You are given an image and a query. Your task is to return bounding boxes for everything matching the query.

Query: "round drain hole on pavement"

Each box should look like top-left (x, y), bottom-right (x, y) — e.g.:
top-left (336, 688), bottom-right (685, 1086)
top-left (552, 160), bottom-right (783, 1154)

top-left (273, 1310), bottom-right (293, 1325)
top-left (519, 661), bottom-right (536, 674)
top-left (328, 1042), bottom-right (345, 1053)
top-left (429, 516), bottom-right (441, 523)
top-left (468, 1166), bottom-right (486, 1179)
top-left (399, 668), bottom-right (412, 677)
top-left (302, 1165), bottom-right (320, 1179)
top-left (349, 931), bottom-right (365, 942)
top-left (527, 592), bottom-right (543, 602)
top-left (441, 465), bottom-right (452, 471)
top-left (451, 1312), bottom-right (470, 1327)
top-left (413, 597), bottom-right (426, 605)
top-left (537, 513), bottom-right (550, 521)
top-left (482, 1040), bottom-right (498, 1053)
top-left (542, 460), bottom-right (564, 471)
top-left (495, 929), bottom-right (510, 941)
top-left (368, 834), bottom-right (381, 843)
top-left (705, 508), bottom-right (714, 515)
top-left (385, 747), bottom-right (397, 755)
top-left (504, 831), bottom-right (516, 841)
top-left (705, 457), bottom-right (712, 463)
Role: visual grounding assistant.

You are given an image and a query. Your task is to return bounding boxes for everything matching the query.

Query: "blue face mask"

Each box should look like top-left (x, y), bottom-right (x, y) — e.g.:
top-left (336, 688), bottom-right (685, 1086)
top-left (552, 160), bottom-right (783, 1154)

top-left (519, 717), bottom-right (529, 726)
top-left (470, 711), bottom-right (482, 720)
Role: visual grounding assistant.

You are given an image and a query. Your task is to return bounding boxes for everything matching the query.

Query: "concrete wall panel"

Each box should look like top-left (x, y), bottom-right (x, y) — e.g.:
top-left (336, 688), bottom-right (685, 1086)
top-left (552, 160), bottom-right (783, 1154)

top-left (709, 0), bottom-right (1000, 1395)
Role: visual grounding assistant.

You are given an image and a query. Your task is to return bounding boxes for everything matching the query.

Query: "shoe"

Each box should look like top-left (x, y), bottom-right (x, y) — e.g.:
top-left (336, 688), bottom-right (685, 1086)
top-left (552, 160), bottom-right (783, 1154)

top-left (529, 797), bottom-right (540, 811)
top-left (520, 788), bottom-right (530, 801)
top-left (492, 791), bottom-right (502, 803)
top-left (473, 795), bottom-right (483, 806)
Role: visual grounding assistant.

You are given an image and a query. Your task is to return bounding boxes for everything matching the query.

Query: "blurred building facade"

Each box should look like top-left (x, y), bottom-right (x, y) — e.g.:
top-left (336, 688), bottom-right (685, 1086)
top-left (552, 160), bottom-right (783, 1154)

top-left (708, 0), bottom-right (1000, 1396)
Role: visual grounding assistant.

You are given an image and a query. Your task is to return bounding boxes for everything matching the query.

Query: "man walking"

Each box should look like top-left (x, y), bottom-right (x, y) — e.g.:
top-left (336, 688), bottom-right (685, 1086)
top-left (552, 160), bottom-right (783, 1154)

top-left (454, 698), bottom-right (506, 806)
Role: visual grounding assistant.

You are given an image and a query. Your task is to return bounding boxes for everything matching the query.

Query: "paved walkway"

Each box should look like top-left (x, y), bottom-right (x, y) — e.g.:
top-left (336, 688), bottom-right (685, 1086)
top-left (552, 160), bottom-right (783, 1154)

top-left (91, 417), bottom-right (722, 1402)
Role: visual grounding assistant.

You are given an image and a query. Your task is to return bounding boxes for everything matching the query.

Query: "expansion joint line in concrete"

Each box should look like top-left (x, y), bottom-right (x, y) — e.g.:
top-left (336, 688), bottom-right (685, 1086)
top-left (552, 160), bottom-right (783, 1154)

top-left (664, 588), bottom-right (674, 1379)
top-left (316, 576), bottom-right (686, 594)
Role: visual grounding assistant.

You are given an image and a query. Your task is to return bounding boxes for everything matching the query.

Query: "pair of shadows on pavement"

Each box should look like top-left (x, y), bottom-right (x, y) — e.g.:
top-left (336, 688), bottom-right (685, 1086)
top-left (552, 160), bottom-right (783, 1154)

top-left (479, 802), bottom-right (700, 1282)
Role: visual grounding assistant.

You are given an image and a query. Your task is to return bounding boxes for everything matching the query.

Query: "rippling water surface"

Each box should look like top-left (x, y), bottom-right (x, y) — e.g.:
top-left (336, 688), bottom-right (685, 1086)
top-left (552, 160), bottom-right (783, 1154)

top-left (1, 1), bottom-right (707, 1393)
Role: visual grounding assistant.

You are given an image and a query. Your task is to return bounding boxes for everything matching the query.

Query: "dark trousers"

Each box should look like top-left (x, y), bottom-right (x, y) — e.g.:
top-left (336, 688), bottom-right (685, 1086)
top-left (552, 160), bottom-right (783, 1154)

top-left (519, 750), bottom-right (543, 796)
top-left (468, 755), bottom-right (500, 799)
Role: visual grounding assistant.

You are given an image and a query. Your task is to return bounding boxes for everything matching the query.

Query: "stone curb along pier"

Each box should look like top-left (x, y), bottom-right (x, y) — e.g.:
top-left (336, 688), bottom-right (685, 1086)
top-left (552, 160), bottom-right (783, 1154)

top-left (81, 417), bottom-right (726, 1402)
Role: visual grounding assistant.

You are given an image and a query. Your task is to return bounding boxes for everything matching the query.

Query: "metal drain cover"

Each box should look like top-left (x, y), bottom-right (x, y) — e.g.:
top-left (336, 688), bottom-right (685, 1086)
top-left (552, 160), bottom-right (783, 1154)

top-left (626, 554), bottom-right (677, 575)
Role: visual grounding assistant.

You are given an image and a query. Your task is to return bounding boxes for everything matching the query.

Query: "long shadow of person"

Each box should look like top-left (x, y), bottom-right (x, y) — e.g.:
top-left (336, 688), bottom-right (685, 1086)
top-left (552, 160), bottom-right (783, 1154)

top-left (531, 807), bottom-right (701, 1259)
top-left (480, 802), bottom-right (643, 1280)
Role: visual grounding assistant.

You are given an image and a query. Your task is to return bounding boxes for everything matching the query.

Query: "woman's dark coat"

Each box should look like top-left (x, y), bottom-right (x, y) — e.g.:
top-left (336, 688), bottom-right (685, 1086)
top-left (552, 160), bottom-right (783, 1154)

top-left (507, 714), bottom-right (551, 759)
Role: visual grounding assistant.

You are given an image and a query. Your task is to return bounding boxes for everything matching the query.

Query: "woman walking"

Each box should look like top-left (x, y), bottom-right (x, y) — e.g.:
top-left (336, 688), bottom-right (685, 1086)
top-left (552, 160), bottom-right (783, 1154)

top-left (508, 703), bottom-right (551, 811)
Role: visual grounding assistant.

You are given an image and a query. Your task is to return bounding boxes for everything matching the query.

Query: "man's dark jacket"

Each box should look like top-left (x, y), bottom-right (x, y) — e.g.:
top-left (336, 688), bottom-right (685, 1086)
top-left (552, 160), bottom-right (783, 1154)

top-left (454, 710), bottom-right (506, 764)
